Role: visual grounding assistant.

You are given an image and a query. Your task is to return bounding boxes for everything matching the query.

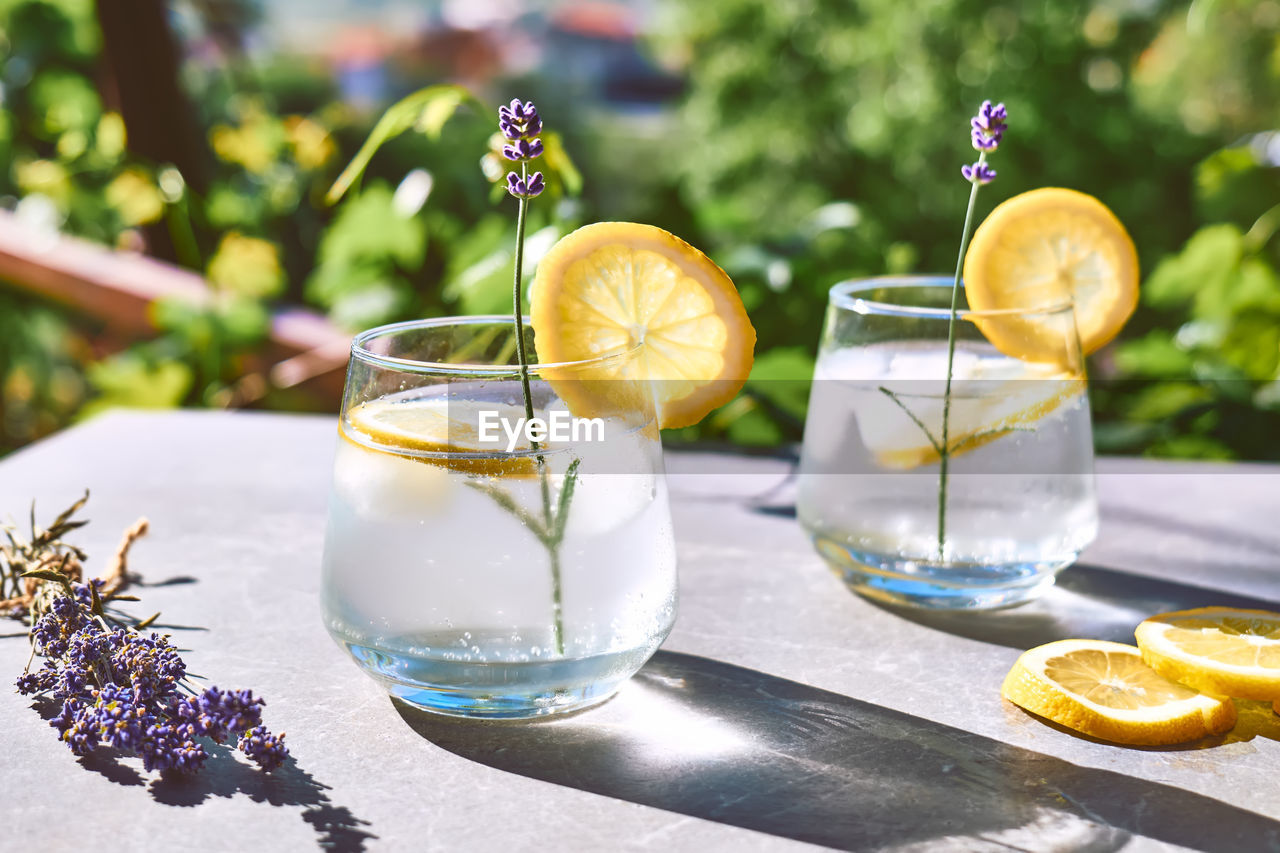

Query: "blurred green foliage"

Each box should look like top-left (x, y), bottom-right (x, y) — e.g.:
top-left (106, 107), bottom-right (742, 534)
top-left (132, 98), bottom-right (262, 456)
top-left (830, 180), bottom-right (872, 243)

top-left (647, 0), bottom-right (1280, 454)
top-left (0, 0), bottom-right (1277, 460)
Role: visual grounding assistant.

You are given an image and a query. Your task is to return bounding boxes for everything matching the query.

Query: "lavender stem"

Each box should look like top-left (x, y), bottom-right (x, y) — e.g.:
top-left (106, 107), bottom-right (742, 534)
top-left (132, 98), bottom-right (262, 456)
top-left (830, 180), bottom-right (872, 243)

top-left (938, 150), bottom-right (988, 559)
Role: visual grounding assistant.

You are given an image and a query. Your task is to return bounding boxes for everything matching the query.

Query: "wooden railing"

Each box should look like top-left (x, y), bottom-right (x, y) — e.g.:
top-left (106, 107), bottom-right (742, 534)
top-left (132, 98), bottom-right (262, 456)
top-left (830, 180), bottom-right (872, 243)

top-left (0, 211), bottom-right (350, 403)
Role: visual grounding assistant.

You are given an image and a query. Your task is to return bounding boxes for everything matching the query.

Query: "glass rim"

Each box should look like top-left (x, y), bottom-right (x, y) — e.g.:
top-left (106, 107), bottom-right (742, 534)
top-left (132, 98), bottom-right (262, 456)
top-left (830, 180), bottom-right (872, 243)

top-left (829, 275), bottom-right (1076, 320)
top-left (350, 315), bottom-right (643, 376)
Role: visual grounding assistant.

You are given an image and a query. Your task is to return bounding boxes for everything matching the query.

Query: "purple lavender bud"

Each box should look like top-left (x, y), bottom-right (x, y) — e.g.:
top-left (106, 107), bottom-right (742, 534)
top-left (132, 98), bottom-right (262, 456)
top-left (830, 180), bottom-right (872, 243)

top-left (502, 144), bottom-right (520, 161)
top-left (525, 171), bottom-right (545, 197)
top-left (524, 115), bottom-right (542, 136)
top-left (971, 128), bottom-right (999, 151)
top-left (238, 725), bottom-right (289, 771)
top-left (961, 161), bottom-right (997, 184)
top-left (509, 98), bottom-right (526, 119)
top-left (506, 172), bottom-right (525, 196)
top-left (527, 138), bottom-right (544, 158)
top-left (500, 119), bottom-right (521, 141)
top-left (969, 100), bottom-right (1007, 150)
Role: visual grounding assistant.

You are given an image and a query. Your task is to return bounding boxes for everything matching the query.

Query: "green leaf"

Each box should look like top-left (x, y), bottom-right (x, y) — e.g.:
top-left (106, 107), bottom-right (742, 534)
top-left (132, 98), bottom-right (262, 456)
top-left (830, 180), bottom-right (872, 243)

top-left (722, 403), bottom-right (784, 446)
top-left (746, 347), bottom-right (814, 421)
top-left (1124, 382), bottom-right (1213, 421)
top-left (82, 355), bottom-right (193, 416)
top-left (1144, 434), bottom-right (1235, 461)
top-left (550, 458), bottom-right (581, 547)
top-left (326, 84), bottom-right (474, 204)
top-left (20, 569), bottom-right (74, 592)
top-left (206, 233), bottom-right (285, 299)
top-left (1112, 332), bottom-right (1195, 379)
top-left (541, 131), bottom-right (583, 197)
top-left (215, 296), bottom-right (271, 346)
top-left (1144, 224), bottom-right (1242, 316)
top-left (330, 281), bottom-right (411, 331)
top-left (318, 183), bottom-right (428, 270)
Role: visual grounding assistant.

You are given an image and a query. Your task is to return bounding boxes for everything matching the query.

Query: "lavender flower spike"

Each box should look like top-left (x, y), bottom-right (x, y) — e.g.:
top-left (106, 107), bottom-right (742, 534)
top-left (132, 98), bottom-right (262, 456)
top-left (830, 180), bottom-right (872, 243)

top-left (961, 162), bottom-right (997, 185)
top-left (970, 100), bottom-right (1007, 152)
top-left (498, 99), bottom-right (545, 198)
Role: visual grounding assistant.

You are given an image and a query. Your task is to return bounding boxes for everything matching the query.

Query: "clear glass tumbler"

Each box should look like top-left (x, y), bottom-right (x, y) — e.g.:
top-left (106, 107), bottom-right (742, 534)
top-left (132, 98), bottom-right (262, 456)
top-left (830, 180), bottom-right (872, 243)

top-left (797, 277), bottom-right (1098, 609)
top-left (321, 317), bottom-right (676, 718)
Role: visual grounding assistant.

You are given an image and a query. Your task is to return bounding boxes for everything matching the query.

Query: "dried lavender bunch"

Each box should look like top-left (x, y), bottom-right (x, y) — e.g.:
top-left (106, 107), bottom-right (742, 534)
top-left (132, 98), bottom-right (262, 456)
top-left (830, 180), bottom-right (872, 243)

top-left (16, 580), bottom-right (288, 774)
top-left (1, 492), bottom-right (145, 620)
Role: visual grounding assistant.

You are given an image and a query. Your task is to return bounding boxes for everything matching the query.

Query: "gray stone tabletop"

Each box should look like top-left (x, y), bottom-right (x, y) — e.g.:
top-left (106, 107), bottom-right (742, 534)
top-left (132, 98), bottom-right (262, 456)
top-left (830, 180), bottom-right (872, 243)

top-left (1, 410), bottom-right (1278, 852)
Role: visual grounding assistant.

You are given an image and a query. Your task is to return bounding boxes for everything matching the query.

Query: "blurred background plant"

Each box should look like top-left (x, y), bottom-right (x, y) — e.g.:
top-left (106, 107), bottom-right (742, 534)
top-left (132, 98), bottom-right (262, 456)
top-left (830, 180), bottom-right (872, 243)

top-left (0, 0), bottom-right (1275, 459)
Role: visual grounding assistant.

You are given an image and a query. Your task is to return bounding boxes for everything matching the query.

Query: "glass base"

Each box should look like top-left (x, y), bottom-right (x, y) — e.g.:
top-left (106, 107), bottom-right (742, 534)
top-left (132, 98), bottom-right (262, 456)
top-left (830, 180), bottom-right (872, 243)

top-left (813, 534), bottom-right (1071, 610)
top-left (342, 640), bottom-right (658, 720)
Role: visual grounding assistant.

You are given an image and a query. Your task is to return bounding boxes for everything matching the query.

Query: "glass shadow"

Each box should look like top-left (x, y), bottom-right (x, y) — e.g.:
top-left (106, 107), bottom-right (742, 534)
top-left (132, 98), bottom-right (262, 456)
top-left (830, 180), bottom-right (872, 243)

top-left (394, 650), bottom-right (1280, 851)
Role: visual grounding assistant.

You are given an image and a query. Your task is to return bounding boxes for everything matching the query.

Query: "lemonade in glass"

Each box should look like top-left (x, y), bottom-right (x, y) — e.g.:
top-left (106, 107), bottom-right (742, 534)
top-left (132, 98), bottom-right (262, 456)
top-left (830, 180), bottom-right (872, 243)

top-left (322, 318), bottom-right (677, 717)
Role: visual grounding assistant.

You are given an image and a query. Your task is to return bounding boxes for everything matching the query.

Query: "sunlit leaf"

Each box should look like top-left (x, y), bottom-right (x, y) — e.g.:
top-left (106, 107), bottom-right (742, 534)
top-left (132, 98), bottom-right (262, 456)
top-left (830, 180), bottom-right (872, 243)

top-left (326, 84), bottom-right (475, 204)
top-left (1144, 224), bottom-right (1241, 314)
top-left (104, 168), bottom-right (163, 226)
top-left (318, 183), bottom-right (427, 269)
top-left (206, 232), bottom-right (285, 299)
top-left (541, 131), bottom-right (582, 197)
top-left (82, 355), bottom-right (192, 416)
top-left (744, 347), bottom-right (813, 421)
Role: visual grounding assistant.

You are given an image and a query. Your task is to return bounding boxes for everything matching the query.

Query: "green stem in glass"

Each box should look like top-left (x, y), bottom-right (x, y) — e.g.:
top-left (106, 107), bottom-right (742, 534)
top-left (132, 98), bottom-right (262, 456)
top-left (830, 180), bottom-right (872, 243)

top-left (938, 151), bottom-right (987, 559)
top-left (510, 160), bottom-right (566, 656)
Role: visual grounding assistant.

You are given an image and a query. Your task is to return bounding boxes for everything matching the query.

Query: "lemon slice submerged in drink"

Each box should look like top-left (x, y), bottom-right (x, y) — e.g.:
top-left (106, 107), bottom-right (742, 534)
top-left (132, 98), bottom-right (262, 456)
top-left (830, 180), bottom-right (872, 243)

top-left (346, 396), bottom-right (536, 475)
top-left (1001, 639), bottom-right (1236, 746)
top-left (964, 187), bottom-right (1139, 362)
top-left (1135, 608), bottom-right (1280, 702)
top-left (828, 345), bottom-right (1085, 469)
top-left (531, 222), bottom-right (755, 429)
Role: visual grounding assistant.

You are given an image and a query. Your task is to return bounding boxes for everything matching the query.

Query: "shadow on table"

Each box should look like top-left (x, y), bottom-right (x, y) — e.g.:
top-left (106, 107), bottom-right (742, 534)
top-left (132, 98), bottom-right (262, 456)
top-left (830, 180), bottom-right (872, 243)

top-left (30, 697), bottom-right (377, 852)
top-left (146, 748), bottom-right (377, 852)
top-left (394, 651), bottom-right (1280, 851)
top-left (870, 563), bottom-right (1280, 651)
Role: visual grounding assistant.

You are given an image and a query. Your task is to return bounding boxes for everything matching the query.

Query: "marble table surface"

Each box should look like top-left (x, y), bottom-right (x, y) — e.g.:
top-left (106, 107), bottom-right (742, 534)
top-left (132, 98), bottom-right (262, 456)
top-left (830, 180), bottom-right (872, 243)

top-left (1, 410), bottom-right (1278, 852)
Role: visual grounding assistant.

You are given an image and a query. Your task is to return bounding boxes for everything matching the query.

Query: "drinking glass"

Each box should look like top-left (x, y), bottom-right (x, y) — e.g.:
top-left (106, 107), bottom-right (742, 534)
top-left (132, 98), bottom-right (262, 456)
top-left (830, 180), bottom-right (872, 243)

top-left (321, 317), bottom-right (676, 718)
top-left (797, 277), bottom-right (1098, 609)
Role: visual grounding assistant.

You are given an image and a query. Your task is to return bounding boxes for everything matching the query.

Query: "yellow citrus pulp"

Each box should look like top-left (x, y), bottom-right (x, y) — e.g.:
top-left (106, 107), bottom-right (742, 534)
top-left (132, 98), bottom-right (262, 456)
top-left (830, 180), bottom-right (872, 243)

top-left (530, 222), bottom-right (755, 429)
top-left (1001, 639), bottom-right (1236, 745)
top-left (855, 359), bottom-right (1084, 470)
top-left (345, 396), bottom-right (536, 475)
top-left (964, 187), bottom-right (1139, 363)
top-left (1135, 607), bottom-right (1280, 702)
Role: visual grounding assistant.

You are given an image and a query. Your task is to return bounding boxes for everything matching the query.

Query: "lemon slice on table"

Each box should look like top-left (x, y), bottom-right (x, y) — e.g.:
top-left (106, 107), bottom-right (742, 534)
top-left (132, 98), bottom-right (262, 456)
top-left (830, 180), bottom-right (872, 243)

top-left (530, 222), bottom-right (755, 429)
top-left (1135, 607), bottom-right (1280, 701)
top-left (1001, 639), bottom-right (1236, 745)
top-left (964, 188), bottom-right (1139, 362)
top-left (345, 396), bottom-right (535, 475)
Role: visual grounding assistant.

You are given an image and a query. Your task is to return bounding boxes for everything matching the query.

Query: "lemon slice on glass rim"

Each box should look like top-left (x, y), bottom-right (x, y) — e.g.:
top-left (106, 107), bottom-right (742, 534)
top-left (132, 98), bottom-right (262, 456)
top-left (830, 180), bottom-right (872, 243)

top-left (1001, 639), bottom-right (1236, 745)
top-left (1135, 607), bottom-right (1280, 702)
top-left (530, 222), bottom-right (755, 429)
top-left (964, 187), bottom-right (1139, 363)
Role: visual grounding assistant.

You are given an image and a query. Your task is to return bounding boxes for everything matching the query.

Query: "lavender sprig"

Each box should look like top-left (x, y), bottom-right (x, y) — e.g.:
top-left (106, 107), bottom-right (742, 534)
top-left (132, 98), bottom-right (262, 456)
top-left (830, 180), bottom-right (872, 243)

top-left (17, 582), bottom-right (288, 773)
top-left (937, 100), bottom-right (1007, 557)
top-left (488, 99), bottom-right (570, 656)
top-left (500, 99), bottom-right (546, 202)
